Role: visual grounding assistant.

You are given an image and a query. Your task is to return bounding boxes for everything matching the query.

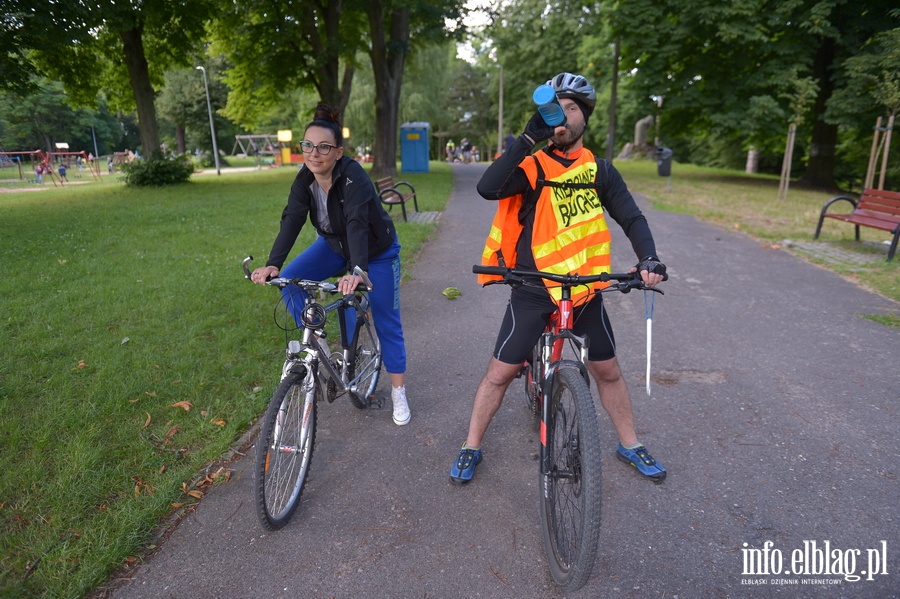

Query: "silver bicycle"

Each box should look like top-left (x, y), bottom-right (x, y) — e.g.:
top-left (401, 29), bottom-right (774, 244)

top-left (242, 256), bottom-right (382, 530)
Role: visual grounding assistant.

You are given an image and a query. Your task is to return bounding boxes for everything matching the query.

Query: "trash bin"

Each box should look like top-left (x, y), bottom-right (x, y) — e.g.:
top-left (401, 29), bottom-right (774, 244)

top-left (656, 146), bottom-right (673, 177)
top-left (400, 122), bottom-right (430, 173)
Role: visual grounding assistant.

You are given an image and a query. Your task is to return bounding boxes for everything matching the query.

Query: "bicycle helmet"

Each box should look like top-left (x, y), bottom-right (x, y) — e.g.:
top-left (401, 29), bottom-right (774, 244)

top-left (548, 72), bottom-right (596, 116)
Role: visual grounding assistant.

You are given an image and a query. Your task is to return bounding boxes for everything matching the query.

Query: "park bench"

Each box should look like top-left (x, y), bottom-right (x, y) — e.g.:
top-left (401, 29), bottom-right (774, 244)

top-left (374, 176), bottom-right (418, 222)
top-left (814, 188), bottom-right (900, 261)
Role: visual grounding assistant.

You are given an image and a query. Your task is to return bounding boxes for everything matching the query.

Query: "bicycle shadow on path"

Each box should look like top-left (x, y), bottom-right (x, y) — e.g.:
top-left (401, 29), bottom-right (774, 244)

top-left (110, 162), bottom-right (899, 598)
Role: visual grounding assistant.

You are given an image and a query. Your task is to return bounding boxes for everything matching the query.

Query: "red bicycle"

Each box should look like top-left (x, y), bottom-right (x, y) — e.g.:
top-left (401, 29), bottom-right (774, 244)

top-left (473, 264), bottom-right (664, 592)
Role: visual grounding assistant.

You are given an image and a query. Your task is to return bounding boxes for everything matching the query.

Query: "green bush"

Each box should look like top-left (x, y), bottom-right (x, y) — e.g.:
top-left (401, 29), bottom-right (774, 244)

top-left (194, 151), bottom-right (229, 169)
top-left (119, 154), bottom-right (195, 186)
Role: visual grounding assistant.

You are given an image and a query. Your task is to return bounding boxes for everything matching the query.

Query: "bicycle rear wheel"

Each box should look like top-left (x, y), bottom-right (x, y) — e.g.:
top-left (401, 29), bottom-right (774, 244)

top-left (254, 369), bottom-right (317, 530)
top-left (540, 366), bottom-right (602, 592)
top-left (347, 308), bottom-right (382, 409)
top-left (522, 345), bottom-right (541, 431)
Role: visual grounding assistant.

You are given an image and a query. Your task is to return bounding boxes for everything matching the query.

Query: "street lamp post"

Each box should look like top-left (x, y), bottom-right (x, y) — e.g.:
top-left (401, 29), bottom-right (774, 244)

top-left (496, 65), bottom-right (504, 157)
top-left (196, 66), bottom-right (221, 175)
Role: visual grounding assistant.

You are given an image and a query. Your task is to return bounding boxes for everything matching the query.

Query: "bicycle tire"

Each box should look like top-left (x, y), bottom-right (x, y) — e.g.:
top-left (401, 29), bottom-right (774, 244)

top-left (254, 369), bottom-right (317, 530)
top-left (346, 307), bottom-right (382, 409)
top-left (540, 365), bottom-right (602, 592)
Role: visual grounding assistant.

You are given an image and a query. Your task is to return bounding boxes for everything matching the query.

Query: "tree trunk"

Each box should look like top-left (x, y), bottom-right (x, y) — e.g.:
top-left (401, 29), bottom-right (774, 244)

top-left (176, 125), bottom-right (186, 154)
top-left (799, 37), bottom-right (837, 189)
top-left (316, 0), bottom-right (345, 110)
top-left (605, 38), bottom-right (620, 162)
top-left (367, 2), bottom-right (410, 178)
top-left (120, 26), bottom-right (161, 159)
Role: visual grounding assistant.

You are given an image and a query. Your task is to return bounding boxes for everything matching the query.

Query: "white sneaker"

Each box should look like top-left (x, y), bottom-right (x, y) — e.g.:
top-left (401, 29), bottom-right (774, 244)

top-left (391, 385), bottom-right (411, 426)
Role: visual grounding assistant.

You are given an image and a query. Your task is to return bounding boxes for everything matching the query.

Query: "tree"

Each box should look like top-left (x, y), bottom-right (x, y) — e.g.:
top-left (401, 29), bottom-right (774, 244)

top-left (484, 0), bottom-right (606, 150)
top-left (606, 0), bottom-right (898, 188)
top-left (8, 0), bottom-right (214, 160)
top-left (0, 80), bottom-right (123, 155)
top-left (208, 0), bottom-right (368, 129)
top-left (364, 0), bottom-right (466, 177)
top-left (157, 58), bottom-right (231, 155)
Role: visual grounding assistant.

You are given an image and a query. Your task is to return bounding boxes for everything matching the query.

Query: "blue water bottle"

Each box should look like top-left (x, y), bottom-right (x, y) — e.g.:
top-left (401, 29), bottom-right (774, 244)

top-left (532, 84), bottom-right (566, 127)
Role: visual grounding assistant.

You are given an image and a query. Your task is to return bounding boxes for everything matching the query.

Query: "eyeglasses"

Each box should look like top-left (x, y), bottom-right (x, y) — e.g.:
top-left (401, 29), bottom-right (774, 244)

top-left (299, 141), bottom-right (339, 155)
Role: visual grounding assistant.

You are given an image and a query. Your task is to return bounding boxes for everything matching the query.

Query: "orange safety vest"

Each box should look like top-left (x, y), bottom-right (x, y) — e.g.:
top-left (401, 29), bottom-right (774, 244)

top-left (479, 148), bottom-right (612, 303)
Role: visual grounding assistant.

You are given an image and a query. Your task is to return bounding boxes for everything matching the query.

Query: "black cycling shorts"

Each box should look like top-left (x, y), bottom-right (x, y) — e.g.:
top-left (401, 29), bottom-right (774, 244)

top-left (493, 286), bottom-right (617, 364)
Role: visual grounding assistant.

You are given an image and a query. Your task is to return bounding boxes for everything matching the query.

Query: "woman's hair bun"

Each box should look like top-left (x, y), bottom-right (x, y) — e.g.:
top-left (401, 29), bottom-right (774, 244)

top-left (313, 103), bottom-right (341, 125)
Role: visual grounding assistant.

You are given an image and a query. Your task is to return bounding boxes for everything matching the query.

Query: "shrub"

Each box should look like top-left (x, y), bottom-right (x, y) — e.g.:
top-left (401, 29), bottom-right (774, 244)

top-left (119, 154), bottom-right (194, 186)
top-left (194, 151), bottom-right (229, 169)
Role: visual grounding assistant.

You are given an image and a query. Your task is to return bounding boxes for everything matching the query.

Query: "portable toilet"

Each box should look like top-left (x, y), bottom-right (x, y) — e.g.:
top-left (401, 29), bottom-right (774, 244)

top-left (400, 122), bottom-right (430, 173)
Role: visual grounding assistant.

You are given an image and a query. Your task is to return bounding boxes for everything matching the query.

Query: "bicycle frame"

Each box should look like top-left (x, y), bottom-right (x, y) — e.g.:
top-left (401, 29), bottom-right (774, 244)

top-left (242, 255), bottom-right (377, 401)
top-left (535, 287), bottom-right (591, 478)
top-left (287, 291), bottom-right (372, 400)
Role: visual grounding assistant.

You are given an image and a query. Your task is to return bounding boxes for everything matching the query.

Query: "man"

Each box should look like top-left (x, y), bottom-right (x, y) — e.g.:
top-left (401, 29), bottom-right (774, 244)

top-left (450, 72), bottom-right (667, 485)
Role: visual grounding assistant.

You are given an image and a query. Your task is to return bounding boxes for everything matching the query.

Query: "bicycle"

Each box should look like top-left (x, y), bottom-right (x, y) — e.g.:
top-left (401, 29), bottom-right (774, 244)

top-left (472, 264), bottom-right (664, 592)
top-left (242, 256), bottom-right (383, 530)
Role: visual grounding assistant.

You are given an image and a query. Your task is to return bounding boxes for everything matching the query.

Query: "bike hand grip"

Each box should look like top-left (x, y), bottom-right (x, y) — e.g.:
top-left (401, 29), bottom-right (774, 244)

top-left (472, 265), bottom-right (508, 275)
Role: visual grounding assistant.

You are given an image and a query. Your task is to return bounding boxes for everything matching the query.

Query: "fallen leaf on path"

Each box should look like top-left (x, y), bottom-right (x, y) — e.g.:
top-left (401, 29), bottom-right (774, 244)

top-left (170, 401), bottom-right (193, 411)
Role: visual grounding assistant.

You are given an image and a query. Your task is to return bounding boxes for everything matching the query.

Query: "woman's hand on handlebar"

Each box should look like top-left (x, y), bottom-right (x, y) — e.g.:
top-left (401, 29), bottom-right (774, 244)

top-left (336, 272), bottom-right (364, 295)
top-left (251, 265), bottom-right (280, 285)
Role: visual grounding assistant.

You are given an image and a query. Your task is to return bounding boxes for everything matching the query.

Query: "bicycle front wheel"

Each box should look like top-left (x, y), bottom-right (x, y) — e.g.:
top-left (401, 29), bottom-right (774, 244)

top-left (254, 369), bottom-right (317, 530)
top-left (347, 308), bottom-right (382, 409)
top-left (540, 366), bottom-right (602, 592)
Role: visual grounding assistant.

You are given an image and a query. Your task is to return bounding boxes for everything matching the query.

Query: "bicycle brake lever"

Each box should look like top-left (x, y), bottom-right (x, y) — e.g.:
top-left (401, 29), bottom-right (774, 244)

top-left (352, 265), bottom-right (374, 291)
top-left (507, 274), bottom-right (525, 288)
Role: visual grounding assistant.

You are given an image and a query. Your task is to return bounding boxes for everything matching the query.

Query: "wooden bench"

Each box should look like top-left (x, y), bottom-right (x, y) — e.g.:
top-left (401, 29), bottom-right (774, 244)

top-left (814, 188), bottom-right (900, 261)
top-left (374, 176), bottom-right (418, 222)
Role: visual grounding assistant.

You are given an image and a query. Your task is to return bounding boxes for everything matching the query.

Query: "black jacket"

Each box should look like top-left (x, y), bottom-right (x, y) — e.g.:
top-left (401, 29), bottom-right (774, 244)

top-left (266, 157), bottom-right (397, 272)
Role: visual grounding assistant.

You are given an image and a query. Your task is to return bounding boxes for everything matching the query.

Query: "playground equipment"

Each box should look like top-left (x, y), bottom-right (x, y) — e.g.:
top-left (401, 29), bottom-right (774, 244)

top-left (0, 149), bottom-right (102, 188)
top-left (231, 133), bottom-right (303, 165)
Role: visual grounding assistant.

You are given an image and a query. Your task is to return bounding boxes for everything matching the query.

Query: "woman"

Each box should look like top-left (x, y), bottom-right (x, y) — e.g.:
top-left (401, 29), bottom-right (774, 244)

top-left (251, 103), bottom-right (411, 425)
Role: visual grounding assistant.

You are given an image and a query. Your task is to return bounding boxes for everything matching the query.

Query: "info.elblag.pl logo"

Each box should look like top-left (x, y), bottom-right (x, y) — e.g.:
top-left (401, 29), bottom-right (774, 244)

top-left (741, 540), bottom-right (889, 586)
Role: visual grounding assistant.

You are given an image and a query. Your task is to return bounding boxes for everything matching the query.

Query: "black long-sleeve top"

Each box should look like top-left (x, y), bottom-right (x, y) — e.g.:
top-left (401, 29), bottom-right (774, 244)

top-left (266, 157), bottom-right (396, 272)
top-left (477, 135), bottom-right (658, 269)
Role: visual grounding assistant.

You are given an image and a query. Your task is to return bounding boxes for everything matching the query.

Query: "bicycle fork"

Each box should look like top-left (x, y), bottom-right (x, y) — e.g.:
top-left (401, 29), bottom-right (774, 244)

top-left (537, 333), bottom-right (591, 481)
top-left (272, 364), bottom-right (316, 456)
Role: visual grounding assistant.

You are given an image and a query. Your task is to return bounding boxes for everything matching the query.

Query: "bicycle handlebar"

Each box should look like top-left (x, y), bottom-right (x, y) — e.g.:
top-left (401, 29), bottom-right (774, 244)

top-left (242, 256), bottom-right (372, 293)
top-left (472, 264), bottom-right (666, 293)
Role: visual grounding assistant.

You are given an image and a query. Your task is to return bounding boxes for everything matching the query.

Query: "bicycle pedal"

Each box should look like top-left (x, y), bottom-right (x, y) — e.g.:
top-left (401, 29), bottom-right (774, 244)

top-left (362, 391), bottom-right (385, 409)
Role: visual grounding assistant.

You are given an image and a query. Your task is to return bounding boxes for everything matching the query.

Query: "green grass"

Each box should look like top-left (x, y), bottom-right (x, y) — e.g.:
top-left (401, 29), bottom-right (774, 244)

top-left (0, 161), bottom-right (452, 598)
top-left (615, 159), bottom-right (900, 321)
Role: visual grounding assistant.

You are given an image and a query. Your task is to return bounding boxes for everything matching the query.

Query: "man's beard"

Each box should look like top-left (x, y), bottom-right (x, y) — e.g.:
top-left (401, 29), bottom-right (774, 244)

top-left (551, 120), bottom-right (587, 153)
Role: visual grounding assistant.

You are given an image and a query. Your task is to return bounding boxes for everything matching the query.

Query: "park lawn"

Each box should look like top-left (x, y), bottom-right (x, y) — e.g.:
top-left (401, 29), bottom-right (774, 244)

top-left (0, 162), bottom-right (452, 598)
top-left (616, 159), bottom-right (900, 321)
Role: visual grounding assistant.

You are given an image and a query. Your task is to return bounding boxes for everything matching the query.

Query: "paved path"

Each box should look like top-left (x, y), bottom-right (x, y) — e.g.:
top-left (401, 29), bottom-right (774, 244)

top-left (111, 163), bottom-right (899, 598)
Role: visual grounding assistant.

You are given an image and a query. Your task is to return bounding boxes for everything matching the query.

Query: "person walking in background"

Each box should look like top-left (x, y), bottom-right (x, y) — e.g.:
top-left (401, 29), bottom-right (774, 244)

top-left (250, 103), bottom-right (412, 426)
top-left (503, 130), bottom-right (516, 153)
top-left (460, 138), bottom-right (473, 163)
top-left (449, 72), bottom-right (668, 485)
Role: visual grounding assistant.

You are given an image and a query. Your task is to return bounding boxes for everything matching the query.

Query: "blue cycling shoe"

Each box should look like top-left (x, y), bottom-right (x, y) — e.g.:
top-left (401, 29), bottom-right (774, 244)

top-left (450, 446), bottom-right (482, 485)
top-left (616, 443), bottom-right (666, 483)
